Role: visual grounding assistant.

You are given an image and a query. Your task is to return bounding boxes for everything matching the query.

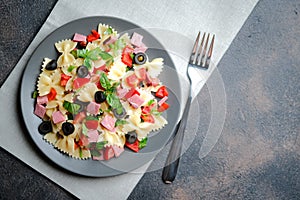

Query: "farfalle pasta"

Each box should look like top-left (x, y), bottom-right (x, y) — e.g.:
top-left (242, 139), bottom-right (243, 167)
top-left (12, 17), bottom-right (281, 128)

top-left (33, 23), bottom-right (170, 161)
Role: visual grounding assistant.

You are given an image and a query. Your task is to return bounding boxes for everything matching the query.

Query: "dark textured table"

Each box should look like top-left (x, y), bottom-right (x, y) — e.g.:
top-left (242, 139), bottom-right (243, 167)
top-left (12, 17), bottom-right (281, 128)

top-left (0, 0), bottom-right (299, 199)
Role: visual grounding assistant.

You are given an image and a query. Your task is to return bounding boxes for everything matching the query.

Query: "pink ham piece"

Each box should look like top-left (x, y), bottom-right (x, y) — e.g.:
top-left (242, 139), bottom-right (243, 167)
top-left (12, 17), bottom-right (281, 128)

top-left (73, 33), bottom-right (87, 42)
top-left (145, 73), bottom-right (160, 87)
top-left (52, 111), bottom-right (65, 124)
top-left (103, 36), bottom-right (118, 45)
top-left (127, 94), bottom-right (145, 108)
top-left (34, 104), bottom-right (46, 118)
top-left (37, 95), bottom-right (48, 105)
top-left (87, 130), bottom-right (99, 143)
top-left (133, 45), bottom-right (148, 54)
top-left (131, 32), bottom-right (148, 52)
top-left (86, 102), bottom-right (101, 115)
top-left (101, 115), bottom-right (116, 131)
top-left (112, 145), bottom-right (124, 157)
top-left (158, 96), bottom-right (168, 106)
top-left (117, 86), bottom-right (129, 99)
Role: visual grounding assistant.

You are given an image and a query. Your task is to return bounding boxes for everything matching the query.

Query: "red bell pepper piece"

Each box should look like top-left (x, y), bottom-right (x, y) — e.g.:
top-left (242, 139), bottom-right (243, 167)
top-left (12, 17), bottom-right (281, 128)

top-left (125, 140), bottom-right (139, 152)
top-left (158, 102), bottom-right (170, 112)
top-left (60, 73), bottom-right (71, 86)
top-left (155, 86), bottom-right (168, 98)
top-left (47, 88), bottom-right (57, 101)
top-left (141, 114), bottom-right (155, 123)
top-left (121, 46), bottom-right (134, 67)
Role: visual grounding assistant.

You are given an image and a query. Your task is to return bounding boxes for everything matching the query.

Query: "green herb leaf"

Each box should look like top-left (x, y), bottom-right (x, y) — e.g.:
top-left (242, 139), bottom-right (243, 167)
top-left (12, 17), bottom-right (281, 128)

top-left (82, 123), bottom-right (88, 136)
top-left (106, 93), bottom-right (122, 110)
top-left (77, 49), bottom-right (88, 58)
top-left (67, 65), bottom-right (76, 72)
top-left (96, 141), bottom-right (108, 150)
top-left (139, 137), bottom-right (148, 149)
top-left (115, 119), bottom-right (128, 127)
top-left (85, 115), bottom-right (99, 121)
top-left (147, 99), bottom-right (155, 106)
top-left (84, 58), bottom-right (92, 70)
top-left (90, 149), bottom-right (101, 157)
top-left (151, 109), bottom-right (162, 116)
top-left (63, 101), bottom-right (81, 114)
top-left (71, 50), bottom-right (78, 58)
top-left (32, 90), bottom-right (38, 98)
top-left (100, 72), bottom-right (111, 90)
top-left (87, 48), bottom-right (102, 60)
top-left (79, 148), bottom-right (83, 158)
top-left (104, 27), bottom-right (113, 35)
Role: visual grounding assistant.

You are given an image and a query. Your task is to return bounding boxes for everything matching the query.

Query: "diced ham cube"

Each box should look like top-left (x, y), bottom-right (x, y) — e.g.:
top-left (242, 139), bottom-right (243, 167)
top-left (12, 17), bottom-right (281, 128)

top-left (52, 111), bottom-right (66, 124)
top-left (103, 36), bottom-right (118, 45)
top-left (88, 130), bottom-right (99, 143)
top-left (104, 146), bottom-right (115, 160)
top-left (124, 88), bottom-right (140, 99)
top-left (135, 67), bottom-right (147, 80)
top-left (112, 145), bottom-right (124, 157)
top-left (125, 73), bottom-right (139, 88)
top-left (128, 94), bottom-right (145, 108)
top-left (158, 96), bottom-right (168, 106)
top-left (101, 115), bottom-right (116, 131)
top-left (145, 73), bottom-right (160, 87)
top-left (73, 33), bottom-right (87, 42)
top-left (117, 87), bottom-right (129, 99)
top-left (133, 45), bottom-right (148, 53)
top-left (34, 104), bottom-right (46, 118)
top-left (37, 95), bottom-right (48, 105)
top-left (131, 32), bottom-right (144, 47)
top-left (86, 102), bottom-right (101, 115)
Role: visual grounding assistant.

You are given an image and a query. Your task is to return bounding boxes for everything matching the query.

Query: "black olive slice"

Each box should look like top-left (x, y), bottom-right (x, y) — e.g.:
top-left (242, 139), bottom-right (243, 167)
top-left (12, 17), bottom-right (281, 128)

top-left (126, 131), bottom-right (137, 144)
top-left (134, 52), bottom-right (147, 65)
top-left (76, 65), bottom-right (89, 78)
top-left (38, 121), bottom-right (52, 135)
top-left (94, 91), bottom-right (106, 103)
top-left (45, 60), bottom-right (57, 70)
top-left (62, 122), bottom-right (75, 136)
top-left (112, 107), bottom-right (126, 119)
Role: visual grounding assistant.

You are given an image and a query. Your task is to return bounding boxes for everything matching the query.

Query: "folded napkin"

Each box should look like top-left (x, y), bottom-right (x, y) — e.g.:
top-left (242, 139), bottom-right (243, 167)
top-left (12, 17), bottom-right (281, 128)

top-left (0, 0), bottom-right (258, 199)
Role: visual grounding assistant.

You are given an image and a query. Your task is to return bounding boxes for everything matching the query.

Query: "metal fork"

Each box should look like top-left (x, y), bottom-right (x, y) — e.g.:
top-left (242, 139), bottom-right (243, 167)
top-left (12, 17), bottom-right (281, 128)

top-left (162, 32), bottom-right (215, 183)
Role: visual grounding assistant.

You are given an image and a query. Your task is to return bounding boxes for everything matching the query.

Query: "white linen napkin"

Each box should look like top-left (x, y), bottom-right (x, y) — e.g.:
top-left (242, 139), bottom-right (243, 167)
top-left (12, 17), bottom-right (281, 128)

top-left (0, 0), bottom-right (258, 199)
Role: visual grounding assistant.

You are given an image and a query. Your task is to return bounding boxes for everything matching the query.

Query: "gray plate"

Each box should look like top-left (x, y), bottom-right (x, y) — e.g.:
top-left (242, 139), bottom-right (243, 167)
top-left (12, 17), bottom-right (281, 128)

top-left (20, 16), bottom-right (181, 177)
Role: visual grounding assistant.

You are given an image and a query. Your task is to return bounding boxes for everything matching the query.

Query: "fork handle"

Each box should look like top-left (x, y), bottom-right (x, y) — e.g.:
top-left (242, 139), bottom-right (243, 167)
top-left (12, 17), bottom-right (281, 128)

top-left (162, 96), bottom-right (192, 183)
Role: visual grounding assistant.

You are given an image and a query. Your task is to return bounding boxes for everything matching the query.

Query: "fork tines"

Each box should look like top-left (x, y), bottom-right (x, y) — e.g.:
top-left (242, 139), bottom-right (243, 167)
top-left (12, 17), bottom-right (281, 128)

top-left (189, 31), bottom-right (215, 69)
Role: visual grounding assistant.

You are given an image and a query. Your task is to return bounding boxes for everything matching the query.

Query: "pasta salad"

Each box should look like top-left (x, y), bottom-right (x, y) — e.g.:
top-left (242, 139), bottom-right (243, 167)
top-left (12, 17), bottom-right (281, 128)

top-left (33, 23), bottom-right (170, 161)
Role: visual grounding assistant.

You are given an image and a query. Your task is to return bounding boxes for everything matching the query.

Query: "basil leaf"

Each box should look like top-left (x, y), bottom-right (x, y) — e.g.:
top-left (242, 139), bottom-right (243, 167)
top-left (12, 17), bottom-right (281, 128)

top-left (67, 65), bottom-right (76, 72)
top-left (104, 27), bottom-right (113, 35)
top-left (115, 119), bottom-right (128, 127)
top-left (100, 72), bottom-right (111, 90)
top-left (106, 93), bottom-right (122, 109)
top-left (84, 58), bottom-right (92, 70)
top-left (90, 149), bottom-right (101, 157)
top-left (96, 141), bottom-right (108, 150)
top-left (82, 123), bottom-right (88, 136)
top-left (85, 115), bottom-right (99, 121)
top-left (87, 48), bottom-right (102, 60)
top-left (139, 137), bottom-right (148, 149)
top-left (77, 49), bottom-right (88, 58)
top-left (63, 101), bottom-right (81, 114)
top-left (147, 99), bottom-right (155, 106)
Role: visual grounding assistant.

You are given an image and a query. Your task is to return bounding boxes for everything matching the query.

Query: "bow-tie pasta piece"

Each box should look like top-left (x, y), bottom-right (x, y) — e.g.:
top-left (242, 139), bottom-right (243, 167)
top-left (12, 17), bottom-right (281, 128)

top-left (55, 39), bottom-right (77, 67)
